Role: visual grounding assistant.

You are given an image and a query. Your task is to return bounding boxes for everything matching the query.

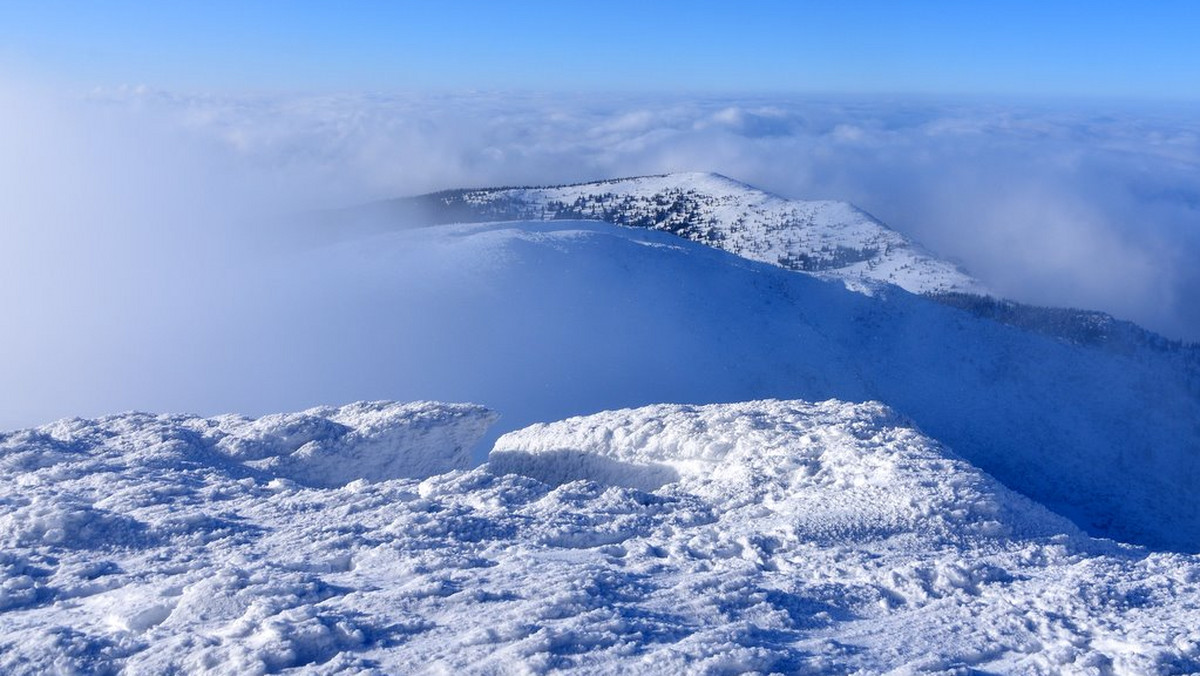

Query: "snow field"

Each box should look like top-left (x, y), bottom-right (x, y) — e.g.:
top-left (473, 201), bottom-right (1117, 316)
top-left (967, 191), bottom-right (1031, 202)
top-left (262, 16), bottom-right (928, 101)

top-left (2, 399), bottom-right (1198, 674)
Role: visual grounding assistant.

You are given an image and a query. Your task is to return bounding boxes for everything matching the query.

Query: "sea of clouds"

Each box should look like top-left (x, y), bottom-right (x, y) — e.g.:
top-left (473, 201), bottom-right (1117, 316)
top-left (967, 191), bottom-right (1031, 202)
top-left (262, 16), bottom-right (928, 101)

top-left (2, 80), bottom-right (1199, 427)
top-left (99, 87), bottom-right (1200, 337)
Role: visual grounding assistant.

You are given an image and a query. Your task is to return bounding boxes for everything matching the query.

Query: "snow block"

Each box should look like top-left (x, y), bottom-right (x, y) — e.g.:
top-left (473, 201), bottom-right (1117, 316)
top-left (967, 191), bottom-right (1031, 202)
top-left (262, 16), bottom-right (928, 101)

top-left (211, 401), bottom-right (498, 486)
top-left (492, 399), bottom-right (1080, 544)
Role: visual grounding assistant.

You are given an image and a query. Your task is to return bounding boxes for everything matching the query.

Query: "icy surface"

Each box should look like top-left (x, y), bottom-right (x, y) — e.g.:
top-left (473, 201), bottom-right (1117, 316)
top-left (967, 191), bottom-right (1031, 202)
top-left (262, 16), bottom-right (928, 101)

top-left (356, 172), bottom-right (985, 296)
top-left (2, 399), bottom-right (1198, 674)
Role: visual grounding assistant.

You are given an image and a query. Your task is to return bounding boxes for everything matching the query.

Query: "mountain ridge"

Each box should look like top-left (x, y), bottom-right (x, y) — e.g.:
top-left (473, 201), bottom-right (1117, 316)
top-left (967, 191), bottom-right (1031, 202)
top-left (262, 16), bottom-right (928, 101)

top-left (334, 171), bottom-right (985, 297)
top-left (328, 172), bottom-right (1200, 357)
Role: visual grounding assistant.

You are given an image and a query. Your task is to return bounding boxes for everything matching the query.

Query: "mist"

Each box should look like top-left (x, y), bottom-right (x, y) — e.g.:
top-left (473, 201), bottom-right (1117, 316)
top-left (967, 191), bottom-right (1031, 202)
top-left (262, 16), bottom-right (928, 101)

top-left (103, 88), bottom-right (1199, 337)
top-left (3, 79), bottom-right (1199, 429)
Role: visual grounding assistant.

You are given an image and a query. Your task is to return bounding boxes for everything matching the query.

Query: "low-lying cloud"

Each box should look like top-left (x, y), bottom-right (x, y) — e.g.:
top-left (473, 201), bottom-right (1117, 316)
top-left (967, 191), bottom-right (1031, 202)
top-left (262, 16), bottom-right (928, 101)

top-left (102, 88), bottom-right (1198, 340)
top-left (2, 80), bottom-right (1199, 427)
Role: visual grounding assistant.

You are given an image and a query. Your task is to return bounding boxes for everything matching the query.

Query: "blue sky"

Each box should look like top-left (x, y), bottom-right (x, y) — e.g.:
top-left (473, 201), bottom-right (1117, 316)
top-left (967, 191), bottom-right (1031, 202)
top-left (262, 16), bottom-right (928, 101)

top-left (3, 1), bottom-right (1199, 99)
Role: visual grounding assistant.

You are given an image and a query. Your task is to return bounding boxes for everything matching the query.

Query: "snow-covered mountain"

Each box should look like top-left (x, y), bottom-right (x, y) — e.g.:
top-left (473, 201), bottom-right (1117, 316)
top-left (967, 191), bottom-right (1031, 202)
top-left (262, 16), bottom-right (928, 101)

top-left (3, 399), bottom-right (1197, 674)
top-left (338, 172), bottom-right (1200, 354)
top-left (245, 218), bottom-right (1200, 552)
top-left (338, 172), bottom-right (984, 296)
top-left (5, 173), bottom-right (1200, 672)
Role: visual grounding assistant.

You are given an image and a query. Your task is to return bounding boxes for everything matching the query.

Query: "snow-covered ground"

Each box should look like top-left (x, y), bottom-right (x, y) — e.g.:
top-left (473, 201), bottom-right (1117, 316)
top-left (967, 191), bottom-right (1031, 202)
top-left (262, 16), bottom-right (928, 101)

top-left (2, 399), bottom-right (1197, 674)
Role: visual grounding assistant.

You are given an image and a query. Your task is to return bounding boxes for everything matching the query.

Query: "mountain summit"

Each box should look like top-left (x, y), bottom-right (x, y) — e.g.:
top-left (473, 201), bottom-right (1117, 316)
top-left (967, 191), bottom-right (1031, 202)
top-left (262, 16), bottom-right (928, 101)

top-left (339, 172), bottom-right (1189, 352)
top-left (346, 172), bottom-right (984, 296)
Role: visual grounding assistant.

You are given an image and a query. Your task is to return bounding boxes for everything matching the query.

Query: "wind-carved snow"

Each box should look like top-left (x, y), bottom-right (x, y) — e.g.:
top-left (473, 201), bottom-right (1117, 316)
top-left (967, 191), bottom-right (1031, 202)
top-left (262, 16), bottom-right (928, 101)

top-left (492, 400), bottom-right (1075, 545)
top-left (360, 172), bottom-right (984, 296)
top-left (2, 399), bottom-right (1198, 674)
top-left (210, 401), bottom-right (497, 487)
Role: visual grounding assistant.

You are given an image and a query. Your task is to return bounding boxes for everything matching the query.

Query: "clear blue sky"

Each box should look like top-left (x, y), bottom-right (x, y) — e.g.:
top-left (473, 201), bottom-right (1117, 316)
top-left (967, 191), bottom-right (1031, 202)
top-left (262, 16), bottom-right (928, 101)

top-left (2, 1), bottom-right (1198, 99)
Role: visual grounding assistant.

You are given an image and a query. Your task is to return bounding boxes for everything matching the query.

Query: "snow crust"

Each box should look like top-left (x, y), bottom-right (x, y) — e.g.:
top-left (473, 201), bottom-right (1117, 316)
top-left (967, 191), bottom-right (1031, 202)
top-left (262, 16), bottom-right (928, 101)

top-left (208, 401), bottom-right (498, 487)
top-left (2, 399), bottom-right (1198, 674)
top-left (492, 400), bottom-right (1076, 545)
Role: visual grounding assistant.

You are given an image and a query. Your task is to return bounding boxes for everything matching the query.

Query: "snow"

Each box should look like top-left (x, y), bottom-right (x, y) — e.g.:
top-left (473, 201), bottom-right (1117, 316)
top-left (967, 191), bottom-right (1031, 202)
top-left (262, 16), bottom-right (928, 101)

top-left (4, 171), bottom-right (1198, 671)
top-left (3, 214), bottom-right (1192, 548)
top-left (209, 401), bottom-right (498, 487)
top-left (368, 172), bottom-right (986, 296)
top-left (492, 400), bottom-right (1076, 545)
top-left (2, 398), bottom-right (1198, 674)
top-left (252, 218), bottom-right (1200, 551)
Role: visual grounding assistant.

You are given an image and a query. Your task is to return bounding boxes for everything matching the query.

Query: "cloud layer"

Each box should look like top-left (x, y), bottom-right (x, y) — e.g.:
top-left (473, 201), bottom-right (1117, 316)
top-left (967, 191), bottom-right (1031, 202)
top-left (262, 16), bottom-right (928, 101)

top-left (104, 89), bottom-right (1199, 340)
top-left (2, 82), bottom-right (1198, 427)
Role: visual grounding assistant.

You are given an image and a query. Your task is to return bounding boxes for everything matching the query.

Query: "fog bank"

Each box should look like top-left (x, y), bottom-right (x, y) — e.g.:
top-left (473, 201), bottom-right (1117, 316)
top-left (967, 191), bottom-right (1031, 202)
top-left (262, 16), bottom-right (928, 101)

top-left (2, 81), bottom-right (1198, 428)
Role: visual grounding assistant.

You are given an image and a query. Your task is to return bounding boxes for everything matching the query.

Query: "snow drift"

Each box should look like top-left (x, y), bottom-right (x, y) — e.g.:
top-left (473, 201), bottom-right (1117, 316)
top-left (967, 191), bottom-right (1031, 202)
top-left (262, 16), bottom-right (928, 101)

top-left (491, 400), bottom-right (1077, 545)
top-left (7, 166), bottom-right (1198, 550)
top-left (208, 400), bottom-right (498, 487)
top-left (1, 399), bottom-right (1197, 674)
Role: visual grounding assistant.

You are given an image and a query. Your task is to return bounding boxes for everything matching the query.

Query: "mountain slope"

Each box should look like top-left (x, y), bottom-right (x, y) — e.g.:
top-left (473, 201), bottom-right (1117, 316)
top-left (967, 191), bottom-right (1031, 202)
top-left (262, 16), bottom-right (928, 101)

top-left (340, 173), bottom-right (1200, 358)
top-left (248, 219), bottom-right (1200, 550)
top-left (2, 399), bottom-right (1197, 674)
top-left (338, 172), bottom-right (984, 296)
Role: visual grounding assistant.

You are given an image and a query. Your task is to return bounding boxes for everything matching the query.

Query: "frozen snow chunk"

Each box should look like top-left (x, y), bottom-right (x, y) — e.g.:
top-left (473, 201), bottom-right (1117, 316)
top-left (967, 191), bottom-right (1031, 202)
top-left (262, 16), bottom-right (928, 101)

top-left (104, 600), bottom-right (174, 633)
top-left (0, 553), bottom-right (49, 611)
top-left (0, 497), bottom-right (153, 550)
top-left (214, 401), bottom-right (497, 487)
top-left (488, 448), bottom-right (680, 492)
top-left (492, 399), bottom-right (1080, 544)
top-left (209, 412), bottom-right (350, 462)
